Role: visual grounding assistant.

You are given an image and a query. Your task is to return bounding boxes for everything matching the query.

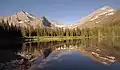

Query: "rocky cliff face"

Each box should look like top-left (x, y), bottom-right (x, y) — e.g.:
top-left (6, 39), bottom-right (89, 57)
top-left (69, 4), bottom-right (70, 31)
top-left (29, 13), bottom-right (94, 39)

top-left (75, 6), bottom-right (120, 28)
top-left (50, 6), bottom-right (120, 29)
top-left (0, 10), bottom-right (51, 29)
top-left (0, 6), bottom-right (120, 29)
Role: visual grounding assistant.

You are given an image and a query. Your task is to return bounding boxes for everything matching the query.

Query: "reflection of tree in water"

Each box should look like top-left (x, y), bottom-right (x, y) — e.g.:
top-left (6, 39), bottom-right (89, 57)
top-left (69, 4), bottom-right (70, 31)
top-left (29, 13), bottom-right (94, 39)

top-left (18, 39), bottom-right (97, 60)
top-left (80, 38), bottom-right (120, 65)
top-left (0, 43), bottom-right (22, 62)
top-left (0, 42), bottom-right (32, 70)
top-left (18, 38), bottom-right (120, 65)
top-left (18, 40), bottom-right (82, 60)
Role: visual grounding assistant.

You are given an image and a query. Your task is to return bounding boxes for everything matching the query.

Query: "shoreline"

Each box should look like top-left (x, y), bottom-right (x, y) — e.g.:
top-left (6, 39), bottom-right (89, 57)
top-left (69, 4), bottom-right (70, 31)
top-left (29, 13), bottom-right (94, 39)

top-left (24, 36), bottom-right (107, 42)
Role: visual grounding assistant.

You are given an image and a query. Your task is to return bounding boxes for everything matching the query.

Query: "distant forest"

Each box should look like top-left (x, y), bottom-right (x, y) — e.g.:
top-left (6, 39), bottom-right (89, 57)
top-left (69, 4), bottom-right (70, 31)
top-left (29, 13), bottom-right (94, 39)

top-left (0, 20), bottom-right (22, 39)
top-left (0, 20), bottom-right (120, 39)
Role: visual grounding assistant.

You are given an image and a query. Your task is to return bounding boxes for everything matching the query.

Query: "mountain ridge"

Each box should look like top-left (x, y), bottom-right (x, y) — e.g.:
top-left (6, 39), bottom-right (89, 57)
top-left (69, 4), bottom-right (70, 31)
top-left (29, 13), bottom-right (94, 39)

top-left (0, 5), bottom-right (120, 29)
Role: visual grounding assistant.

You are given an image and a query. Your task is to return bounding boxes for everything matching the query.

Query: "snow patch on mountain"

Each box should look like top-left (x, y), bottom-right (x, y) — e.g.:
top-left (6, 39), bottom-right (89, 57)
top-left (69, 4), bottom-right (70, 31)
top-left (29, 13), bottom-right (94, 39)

top-left (100, 7), bottom-right (108, 10)
top-left (25, 12), bottom-right (36, 19)
top-left (106, 12), bottom-right (114, 16)
top-left (99, 12), bottom-right (108, 16)
top-left (90, 16), bottom-right (99, 21)
top-left (108, 9), bottom-right (114, 12)
top-left (100, 6), bottom-right (112, 10)
top-left (19, 21), bottom-right (24, 23)
top-left (99, 9), bottom-right (115, 16)
top-left (96, 21), bottom-right (100, 23)
top-left (90, 7), bottom-right (115, 22)
top-left (53, 24), bottom-right (67, 28)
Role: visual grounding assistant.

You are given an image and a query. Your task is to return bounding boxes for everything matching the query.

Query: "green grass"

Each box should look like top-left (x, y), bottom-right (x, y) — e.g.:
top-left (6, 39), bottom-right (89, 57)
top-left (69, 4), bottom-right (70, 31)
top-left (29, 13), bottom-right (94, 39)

top-left (24, 36), bottom-right (107, 42)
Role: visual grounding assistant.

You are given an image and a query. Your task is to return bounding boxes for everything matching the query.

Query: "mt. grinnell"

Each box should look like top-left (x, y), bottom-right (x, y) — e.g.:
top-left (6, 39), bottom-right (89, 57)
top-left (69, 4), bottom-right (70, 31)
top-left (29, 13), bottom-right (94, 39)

top-left (0, 6), bottom-right (120, 29)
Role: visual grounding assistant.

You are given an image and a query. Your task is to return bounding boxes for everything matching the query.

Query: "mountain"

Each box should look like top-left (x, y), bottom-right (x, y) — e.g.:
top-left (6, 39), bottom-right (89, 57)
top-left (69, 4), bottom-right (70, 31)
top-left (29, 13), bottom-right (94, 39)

top-left (0, 6), bottom-right (120, 30)
top-left (50, 20), bottom-right (64, 25)
top-left (75, 6), bottom-right (120, 28)
top-left (49, 5), bottom-right (120, 29)
top-left (0, 10), bottom-right (51, 29)
top-left (50, 20), bottom-right (66, 28)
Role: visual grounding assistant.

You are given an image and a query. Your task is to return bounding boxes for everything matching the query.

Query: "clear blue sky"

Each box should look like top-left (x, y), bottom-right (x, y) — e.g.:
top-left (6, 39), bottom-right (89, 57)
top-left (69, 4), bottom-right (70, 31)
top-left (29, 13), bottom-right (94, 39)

top-left (0, 0), bottom-right (120, 23)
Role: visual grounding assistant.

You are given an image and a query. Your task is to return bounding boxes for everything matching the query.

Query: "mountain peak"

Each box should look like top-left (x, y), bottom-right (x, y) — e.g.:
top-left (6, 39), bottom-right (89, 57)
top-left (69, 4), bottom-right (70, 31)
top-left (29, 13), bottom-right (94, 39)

top-left (17, 10), bottom-right (26, 14)
top-left (15, 10), bottom-right (30, 21)
top-left (40, 16), bottom-right (46, 18)
top-left (40, 16), bottom-right (47, 20)
top-left (16, 10), bottom-right (26, 16)
top-left (20, 10), bottom-right (25, 13)
top-left (100, 5), bottom-right (113, 10)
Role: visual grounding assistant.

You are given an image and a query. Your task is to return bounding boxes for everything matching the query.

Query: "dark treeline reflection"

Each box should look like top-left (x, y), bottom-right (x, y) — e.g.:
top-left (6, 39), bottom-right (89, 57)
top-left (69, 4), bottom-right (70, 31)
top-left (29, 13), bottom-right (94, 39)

top-left (0, 42), bottom-right (22, 62)
top-left (18, 40), bottom-right (82, 59)
top-left (18, 38), bottom-right (120, 64)
top-left (1, 37), bottom-right (120, 64)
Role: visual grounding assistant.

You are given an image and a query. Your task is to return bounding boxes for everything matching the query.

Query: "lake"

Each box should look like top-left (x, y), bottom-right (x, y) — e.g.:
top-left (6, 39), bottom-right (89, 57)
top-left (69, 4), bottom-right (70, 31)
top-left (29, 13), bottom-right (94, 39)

top-left (0, 38), bottom-right (120, 70)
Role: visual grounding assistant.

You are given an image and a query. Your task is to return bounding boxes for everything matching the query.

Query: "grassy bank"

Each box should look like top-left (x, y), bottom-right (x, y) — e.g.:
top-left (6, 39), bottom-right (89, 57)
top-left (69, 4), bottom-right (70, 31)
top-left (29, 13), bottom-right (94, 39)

top-left (24, 36), bottom-right (107, 42)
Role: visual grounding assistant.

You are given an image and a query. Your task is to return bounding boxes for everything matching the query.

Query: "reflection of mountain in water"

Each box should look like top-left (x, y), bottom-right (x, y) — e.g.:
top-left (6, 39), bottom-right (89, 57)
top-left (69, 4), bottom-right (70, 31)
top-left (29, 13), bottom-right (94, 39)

top-left (17, 38), bottom-right (120, 66)
top-left (1, 38), bottom-right (120, 70)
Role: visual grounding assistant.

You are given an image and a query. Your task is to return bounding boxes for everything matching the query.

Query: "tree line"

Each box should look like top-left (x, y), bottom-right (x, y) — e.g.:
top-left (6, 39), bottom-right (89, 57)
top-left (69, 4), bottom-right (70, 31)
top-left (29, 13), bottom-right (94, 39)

top-left (0, 20), bottom-right (22, 38)
top-left (21, 21), bottom-right (120, 38)
top-left (0, 20), bottom-right (120, 38)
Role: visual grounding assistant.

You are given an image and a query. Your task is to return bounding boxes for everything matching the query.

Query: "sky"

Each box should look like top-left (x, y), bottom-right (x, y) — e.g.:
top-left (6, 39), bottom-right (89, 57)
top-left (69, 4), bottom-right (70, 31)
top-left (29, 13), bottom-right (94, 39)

top-left (0, 0), bottom-right (120, 24)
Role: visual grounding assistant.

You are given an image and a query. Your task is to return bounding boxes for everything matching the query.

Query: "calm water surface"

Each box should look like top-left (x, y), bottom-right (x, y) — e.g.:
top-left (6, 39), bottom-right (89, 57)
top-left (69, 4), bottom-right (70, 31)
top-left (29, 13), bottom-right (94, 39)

top-left (1, 38), bottom-right (120, 70)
